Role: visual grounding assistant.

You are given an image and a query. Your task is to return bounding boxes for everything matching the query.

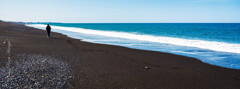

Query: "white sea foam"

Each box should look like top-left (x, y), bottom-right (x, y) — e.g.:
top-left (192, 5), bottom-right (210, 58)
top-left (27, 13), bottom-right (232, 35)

top-left (171, 51), bottom-right (197, 54)
top-left (26, 24), bottom-right (240, 54)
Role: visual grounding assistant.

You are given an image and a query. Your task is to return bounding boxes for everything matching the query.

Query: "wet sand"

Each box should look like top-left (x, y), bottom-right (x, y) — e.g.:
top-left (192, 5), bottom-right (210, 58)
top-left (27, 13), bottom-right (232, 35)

top-left (0, 21), bottom-right (240, 89)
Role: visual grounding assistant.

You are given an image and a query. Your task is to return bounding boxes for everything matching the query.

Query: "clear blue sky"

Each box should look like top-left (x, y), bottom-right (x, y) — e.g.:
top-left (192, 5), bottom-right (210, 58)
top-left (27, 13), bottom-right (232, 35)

top-left (0, 0), bottom-right (239, 23)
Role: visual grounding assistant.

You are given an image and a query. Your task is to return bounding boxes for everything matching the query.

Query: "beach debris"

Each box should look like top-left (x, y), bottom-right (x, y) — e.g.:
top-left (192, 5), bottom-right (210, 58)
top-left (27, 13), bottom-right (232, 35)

top-left (144, 66), bottom-right (150, 69)
top-left (0, 54), bottom-right (73, 89)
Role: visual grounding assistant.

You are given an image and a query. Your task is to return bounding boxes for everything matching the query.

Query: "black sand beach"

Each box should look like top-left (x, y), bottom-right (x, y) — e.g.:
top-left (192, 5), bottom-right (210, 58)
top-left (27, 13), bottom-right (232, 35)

top-left (1, 21), bottom-right (240, 89)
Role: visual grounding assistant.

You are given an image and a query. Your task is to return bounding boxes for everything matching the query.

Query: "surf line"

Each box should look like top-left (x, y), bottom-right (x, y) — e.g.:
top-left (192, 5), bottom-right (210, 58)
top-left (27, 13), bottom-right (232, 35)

top-left (6, 39), bottom-right (12, 84)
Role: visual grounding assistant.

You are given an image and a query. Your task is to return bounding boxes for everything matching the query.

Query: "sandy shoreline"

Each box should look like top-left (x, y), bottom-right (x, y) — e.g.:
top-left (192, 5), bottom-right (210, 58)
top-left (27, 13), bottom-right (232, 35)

top-left (1, 21), bottom-right (240, 89)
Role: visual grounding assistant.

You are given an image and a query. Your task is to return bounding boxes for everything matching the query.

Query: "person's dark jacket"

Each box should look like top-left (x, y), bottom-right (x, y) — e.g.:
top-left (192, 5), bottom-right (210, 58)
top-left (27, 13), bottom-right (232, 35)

top-left (46, 25), bottom-right (51, 31)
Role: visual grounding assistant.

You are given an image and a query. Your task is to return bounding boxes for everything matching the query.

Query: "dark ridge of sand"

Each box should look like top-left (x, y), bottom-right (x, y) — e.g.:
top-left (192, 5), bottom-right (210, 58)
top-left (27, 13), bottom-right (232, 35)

top-left (0, 21), bottom-right (240, 89)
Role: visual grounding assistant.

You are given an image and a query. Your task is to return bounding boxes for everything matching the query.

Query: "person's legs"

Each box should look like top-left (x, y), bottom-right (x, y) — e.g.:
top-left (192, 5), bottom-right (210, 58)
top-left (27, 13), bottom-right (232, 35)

top-left (47, 30), bottom-right (50, 38)
top-left (49, 30), bottom-right (51, 37)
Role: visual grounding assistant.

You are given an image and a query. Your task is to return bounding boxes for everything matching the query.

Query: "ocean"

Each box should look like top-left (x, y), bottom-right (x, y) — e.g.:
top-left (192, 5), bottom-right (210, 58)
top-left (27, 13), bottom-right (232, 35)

top-left (26, 23), bottom-right (240, 69)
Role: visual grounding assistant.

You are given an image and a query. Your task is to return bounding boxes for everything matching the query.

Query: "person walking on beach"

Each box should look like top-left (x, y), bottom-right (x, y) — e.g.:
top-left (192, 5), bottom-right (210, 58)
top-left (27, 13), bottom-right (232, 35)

top-left (46, 24), bottom-right (51, 38)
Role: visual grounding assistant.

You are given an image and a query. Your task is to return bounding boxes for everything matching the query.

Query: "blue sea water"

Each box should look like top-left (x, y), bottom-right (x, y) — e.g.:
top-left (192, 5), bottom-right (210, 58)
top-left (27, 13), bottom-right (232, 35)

top-left (26, 23), bottom-right (240, 69)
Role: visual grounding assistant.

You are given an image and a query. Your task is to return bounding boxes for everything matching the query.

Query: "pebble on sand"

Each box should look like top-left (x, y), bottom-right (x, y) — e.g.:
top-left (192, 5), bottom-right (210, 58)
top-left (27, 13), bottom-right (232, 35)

top-left (144, 66), bottom-right (150, 69)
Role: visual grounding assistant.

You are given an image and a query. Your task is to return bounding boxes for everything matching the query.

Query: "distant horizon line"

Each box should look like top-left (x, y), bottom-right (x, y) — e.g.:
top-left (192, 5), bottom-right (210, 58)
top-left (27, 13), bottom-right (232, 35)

top-left (2, 20), bottom-right (240, 24)
top-left (23, 22), bottom-right (240, 24)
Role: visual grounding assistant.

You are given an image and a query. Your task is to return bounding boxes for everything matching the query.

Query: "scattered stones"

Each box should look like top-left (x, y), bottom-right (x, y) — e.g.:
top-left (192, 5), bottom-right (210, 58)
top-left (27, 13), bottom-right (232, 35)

top-left (0, 54), bottom-right (73, 89)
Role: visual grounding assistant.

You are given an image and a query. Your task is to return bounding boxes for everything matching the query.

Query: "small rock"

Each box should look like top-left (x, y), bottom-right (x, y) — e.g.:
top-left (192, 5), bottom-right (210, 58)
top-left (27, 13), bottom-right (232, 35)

top-left (3, 42), bottom-right (6, 44)
top-left (144, 66), bottom-right (150, 69)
